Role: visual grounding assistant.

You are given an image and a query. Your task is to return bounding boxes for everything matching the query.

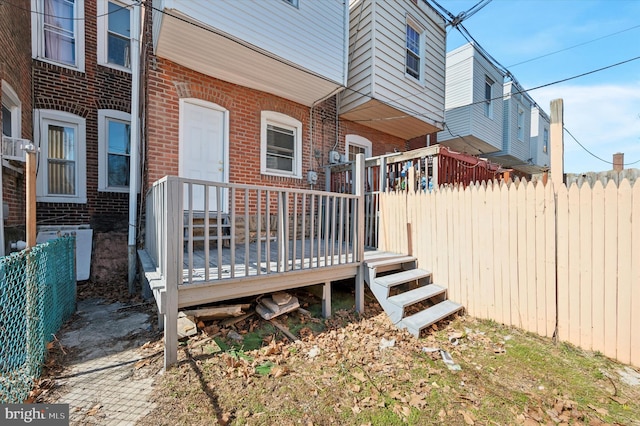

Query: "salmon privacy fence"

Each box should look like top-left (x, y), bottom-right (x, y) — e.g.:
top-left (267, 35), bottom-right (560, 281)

top-left (0, 236), bottom-right (76, 403)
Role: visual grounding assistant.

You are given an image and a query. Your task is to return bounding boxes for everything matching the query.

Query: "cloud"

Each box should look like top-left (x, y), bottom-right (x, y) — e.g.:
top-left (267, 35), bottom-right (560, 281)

top-left (532, 83), bottom-right (640, 173)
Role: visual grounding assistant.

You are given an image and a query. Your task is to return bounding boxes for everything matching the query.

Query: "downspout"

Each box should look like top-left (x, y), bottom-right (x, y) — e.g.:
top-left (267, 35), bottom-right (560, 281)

top-left (127, 1), bottom-right (142, 292)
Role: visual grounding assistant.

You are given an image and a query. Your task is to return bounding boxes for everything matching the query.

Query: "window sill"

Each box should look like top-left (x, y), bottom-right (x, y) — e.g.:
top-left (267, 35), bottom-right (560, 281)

top-left (36, 195), bottom-right (87, 204)
top-left (97, 62), bottom-right (132, 74)
top-left (33, 56), bottom-right (85, 73)
top-left (261, 170), bottom-right (302, 180)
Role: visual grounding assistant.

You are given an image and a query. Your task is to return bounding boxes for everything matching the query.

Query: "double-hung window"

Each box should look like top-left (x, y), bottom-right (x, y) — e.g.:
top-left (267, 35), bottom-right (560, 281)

top-left (405, 20), bottom-right (422, 81)
top-left (31, 0), bottom-right (85, 70)
top-left (35, 110), bottom-right (86, 203)
top-left (2, 81), bottom-right (21, 139)
top-left (543, 128), bottom-right (549, 153)
top-left (97, 0), bottom-right (133, 70)
top-left (98, 110), bottom-right (131, 192)
top-left (261, 111), bottom-right (302, 178)
top-left (484, 77), bottom-right (494, 118)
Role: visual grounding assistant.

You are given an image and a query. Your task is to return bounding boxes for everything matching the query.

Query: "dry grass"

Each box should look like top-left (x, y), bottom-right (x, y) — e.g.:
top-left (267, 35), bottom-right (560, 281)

top-left (141, 289), bottom-right (640, 426)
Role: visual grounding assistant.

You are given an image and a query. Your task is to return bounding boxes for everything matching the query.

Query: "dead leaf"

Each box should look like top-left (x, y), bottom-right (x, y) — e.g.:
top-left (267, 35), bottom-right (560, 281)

top-left (220, 412), bottom-right (231, 425)
top-left (87, 404), bottom-right (102, 416)
top-left (351, 405), bottom-right (361, 414)
top-left (609, 395), bottom-right (628, 405)
top-left (522, 419), bottom-right (538, 426)
top-left (459, 410), bottom-right (475, 425)
top-left (134, 358), bottom-right (151, 369)
top-left (271, 365), bottom-right (289, 378)
top-left (352, 371), bottom-right (367, 382)
top-left (350, 384), bottom-right (361, 393)
top-left (408, 393), bottom-right (426, 408)
top-left (587, 404), bottom-right (608, 416)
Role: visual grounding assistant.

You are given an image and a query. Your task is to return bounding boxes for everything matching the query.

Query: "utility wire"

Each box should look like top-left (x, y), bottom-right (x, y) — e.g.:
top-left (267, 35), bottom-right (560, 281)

top-left (564, 128), bottom-right (640, 166)
top-left (508, 23), bottom-right (640, 68)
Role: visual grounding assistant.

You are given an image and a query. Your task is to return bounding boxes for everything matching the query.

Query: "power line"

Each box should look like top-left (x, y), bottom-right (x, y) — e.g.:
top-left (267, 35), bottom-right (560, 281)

top-left (564, 128), bottom-right (640, 166)
top-left (508, 23), bottom-right (640, 68)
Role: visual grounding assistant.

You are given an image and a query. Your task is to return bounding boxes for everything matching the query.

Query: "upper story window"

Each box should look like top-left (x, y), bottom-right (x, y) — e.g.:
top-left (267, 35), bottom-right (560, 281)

top-left (98, 110), bottom-right (131, 192)
top-left (31, 0), bottom-right (85, 71)
top-left (517, 106), bottom-right (525, 141)
top-left (2, 81), bottom-right (21, 138)
top-left (261, 111), bottom-right (302, 179)
top-left (543, 127), bottom-right (549, 153)
top-left (484, 77), bottom-right (494, 118)
top-left (405, 21), bottom-right (422, 81)
top-left (35, 110), bottom-right (86, 203)
top-left (97, 0), bottom-right (133, 70)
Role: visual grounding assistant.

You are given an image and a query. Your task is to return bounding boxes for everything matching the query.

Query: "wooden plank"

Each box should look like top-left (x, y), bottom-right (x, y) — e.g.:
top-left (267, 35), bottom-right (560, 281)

top-left (478, 183), bottom-right (490, 319)
top-left (491, 181), bottom-right (503, 324)
top-left (515, 180), bottom-right (528, 330)
top-left (460, 186), bottom-right (473, 308)
top-left (469, 183), bottom-right (481, 317)
top-left (578, 183), bottom-right (593, 349)
top-left (544, 182), bottom-right (556, 338)
top-left (631, 181), bottom-right (640, 367)
top-left (429, 187), bottom-right (439, 286)
top-left (534, 182), bottom-right (546, 335)
top-left (556, 183), bottom-right (570, 343)
top-left (590, 181), bottom-right (606, 354)
top-left (567, 183), bottom-right (581, 347)
top-left (449, 185), bottom-right (461, 302)
top-left (497, 182), bottom-right (509, 326)
top-left (507, 181), bottom-right (519, 327)
top-left (616, 179), bottom-right (632, 364)
top-left (525, 180), bottom-right (537, 334)
top-left (603, 181), bottom-right (618, 360)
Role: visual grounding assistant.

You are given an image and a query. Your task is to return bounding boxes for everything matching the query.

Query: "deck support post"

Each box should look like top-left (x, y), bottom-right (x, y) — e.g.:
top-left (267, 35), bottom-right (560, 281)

top-left (322, 281), bottom-right (332, 318)
top-left (354, 153), bottom-right (365, 313)
top-left (163, 177), bottom-right (181, 369)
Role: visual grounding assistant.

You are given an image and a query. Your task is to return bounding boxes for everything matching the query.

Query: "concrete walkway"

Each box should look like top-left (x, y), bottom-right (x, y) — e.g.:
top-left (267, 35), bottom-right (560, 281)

top-left (49, 299), bottom-right (161, 425)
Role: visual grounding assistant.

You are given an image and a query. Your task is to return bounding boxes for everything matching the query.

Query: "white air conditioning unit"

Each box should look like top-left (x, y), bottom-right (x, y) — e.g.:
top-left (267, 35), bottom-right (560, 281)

top-left (2, 136), bottom-right (29, 162)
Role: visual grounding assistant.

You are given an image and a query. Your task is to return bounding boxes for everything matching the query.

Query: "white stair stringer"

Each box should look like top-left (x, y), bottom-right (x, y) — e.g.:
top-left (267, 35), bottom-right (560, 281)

top-left (364, 252), bottom-right (464, 337)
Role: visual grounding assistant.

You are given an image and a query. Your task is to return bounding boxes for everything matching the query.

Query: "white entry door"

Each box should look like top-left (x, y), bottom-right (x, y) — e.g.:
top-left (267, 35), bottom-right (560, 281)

top-left (179, 99), bottom-right (228, 212)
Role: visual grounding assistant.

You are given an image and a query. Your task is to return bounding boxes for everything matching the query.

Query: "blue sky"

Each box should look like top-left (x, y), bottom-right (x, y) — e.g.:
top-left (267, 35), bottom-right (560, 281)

top-left (437, 0), bottom-right (640, 173)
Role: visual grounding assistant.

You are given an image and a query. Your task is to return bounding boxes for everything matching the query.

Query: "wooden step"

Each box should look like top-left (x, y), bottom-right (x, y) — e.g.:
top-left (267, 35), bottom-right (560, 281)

top-left (402, 300), bottom-right (463, 338)
top-left (387, 283), bottom-right (445, 309)
top-left (363, 251), bottom-right (405, 263)
top-left (373, 268), bottom-right (431, 289)
top-left (365, 255), bottom-right (416, 270)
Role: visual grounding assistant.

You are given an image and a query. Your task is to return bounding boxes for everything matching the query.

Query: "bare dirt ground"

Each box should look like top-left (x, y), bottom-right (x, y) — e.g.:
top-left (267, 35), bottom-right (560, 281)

top-left (33, 279), bottom-right (640, 425)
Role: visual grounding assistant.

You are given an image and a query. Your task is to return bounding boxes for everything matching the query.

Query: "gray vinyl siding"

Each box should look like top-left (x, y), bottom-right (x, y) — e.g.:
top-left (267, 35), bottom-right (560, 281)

top-left (439, 44), bottom-right (502, 151)
top-left (530, 107), bottom-right (550, 167)
top-left (500, 83), bottom-right (532, 162)
top-left (341, 0), bottom-right (446, 126)
top-left (341, 0), bottom-right (375, 112)
top-left (158, 0), bottom-right (346, 84)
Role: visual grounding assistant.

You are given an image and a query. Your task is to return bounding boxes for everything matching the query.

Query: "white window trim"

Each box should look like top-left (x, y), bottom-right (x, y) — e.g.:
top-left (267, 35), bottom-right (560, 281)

top-left (345, 134), bottom-right (372, 160)
top-left (31, 0), bottom-right (86, 72)
top-left (98, 109), bottom-right (134, 193)
top-left (260, 111), bottom-right (302, 179)
top-left (405, 16), bottom-right (424, 84)
top-left (97, 0), bottom-right (134, 72)
top-left (2, 81), bottom-right (22, 138)
top-left (484, 76), bottom-right (493, 119)
top-left (34, 109), bottom-right (87, 203)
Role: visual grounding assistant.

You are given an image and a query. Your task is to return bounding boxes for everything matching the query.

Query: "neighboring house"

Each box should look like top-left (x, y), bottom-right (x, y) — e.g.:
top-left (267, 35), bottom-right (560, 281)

top-left (436, 43), bottom-right (504, 156)
top-left (29, 0), bottom-right (135, 281)
top-left (438, 43), bottom-right (549, 176)
top-left (530, 105), bottom-right (551, 171)
top-left (0, 0), bottom-right (32, 256)
top-left (341, 0), bottom-right (446, 144)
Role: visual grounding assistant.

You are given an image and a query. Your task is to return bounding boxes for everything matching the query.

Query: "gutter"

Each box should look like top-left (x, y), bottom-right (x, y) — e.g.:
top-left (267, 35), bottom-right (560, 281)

top-left (128, 1), bottom-right (142, 293)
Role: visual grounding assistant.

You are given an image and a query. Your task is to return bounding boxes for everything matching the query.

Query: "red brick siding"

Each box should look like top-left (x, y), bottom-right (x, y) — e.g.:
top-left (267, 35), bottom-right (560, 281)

top-left (31, 0), bottom-right (133, 233)
top-left (0, 0), bottom-right (32, 236)
top-left (146, 58), bottom-right (407, 194)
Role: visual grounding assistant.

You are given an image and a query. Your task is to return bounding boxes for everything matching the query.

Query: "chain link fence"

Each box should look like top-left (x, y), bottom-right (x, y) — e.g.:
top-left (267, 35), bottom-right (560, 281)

top-left (0, 236), bottom-right (76, 403)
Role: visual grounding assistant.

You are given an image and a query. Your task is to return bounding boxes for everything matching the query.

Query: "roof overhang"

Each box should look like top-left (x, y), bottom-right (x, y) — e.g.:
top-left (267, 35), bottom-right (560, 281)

top-left (155, 9), bottom-right (344, 106)
top-left (339, 99), bottom-right (441, 140)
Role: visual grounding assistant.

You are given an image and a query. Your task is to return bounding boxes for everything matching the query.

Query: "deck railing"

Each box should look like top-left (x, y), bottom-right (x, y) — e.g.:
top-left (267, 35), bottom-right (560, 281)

top-left (144, 175), bottom-right (363, 286)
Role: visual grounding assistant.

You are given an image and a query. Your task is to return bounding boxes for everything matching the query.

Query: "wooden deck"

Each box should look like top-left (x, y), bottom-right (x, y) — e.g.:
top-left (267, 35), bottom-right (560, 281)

top-left (183, 238), bottom-right (355, 283)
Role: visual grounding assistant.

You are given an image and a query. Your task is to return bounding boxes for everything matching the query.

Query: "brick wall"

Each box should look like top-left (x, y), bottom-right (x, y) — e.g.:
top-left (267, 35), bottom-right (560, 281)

top-left (0, 0), bottom-right (32, 242)
top-left (32, 0), bottom-right (132, 233)
top-left (145, 57), bottom-right (407, 194)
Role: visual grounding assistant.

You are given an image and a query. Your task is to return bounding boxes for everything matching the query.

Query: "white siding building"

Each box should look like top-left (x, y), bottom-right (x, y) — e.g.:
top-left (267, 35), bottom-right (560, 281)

top-left (152, 0), bottom-right (348, 106)
top-left (437, 43), bottom-right (503, 155)
top-left (340, 0), bottom-right (446, 139)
